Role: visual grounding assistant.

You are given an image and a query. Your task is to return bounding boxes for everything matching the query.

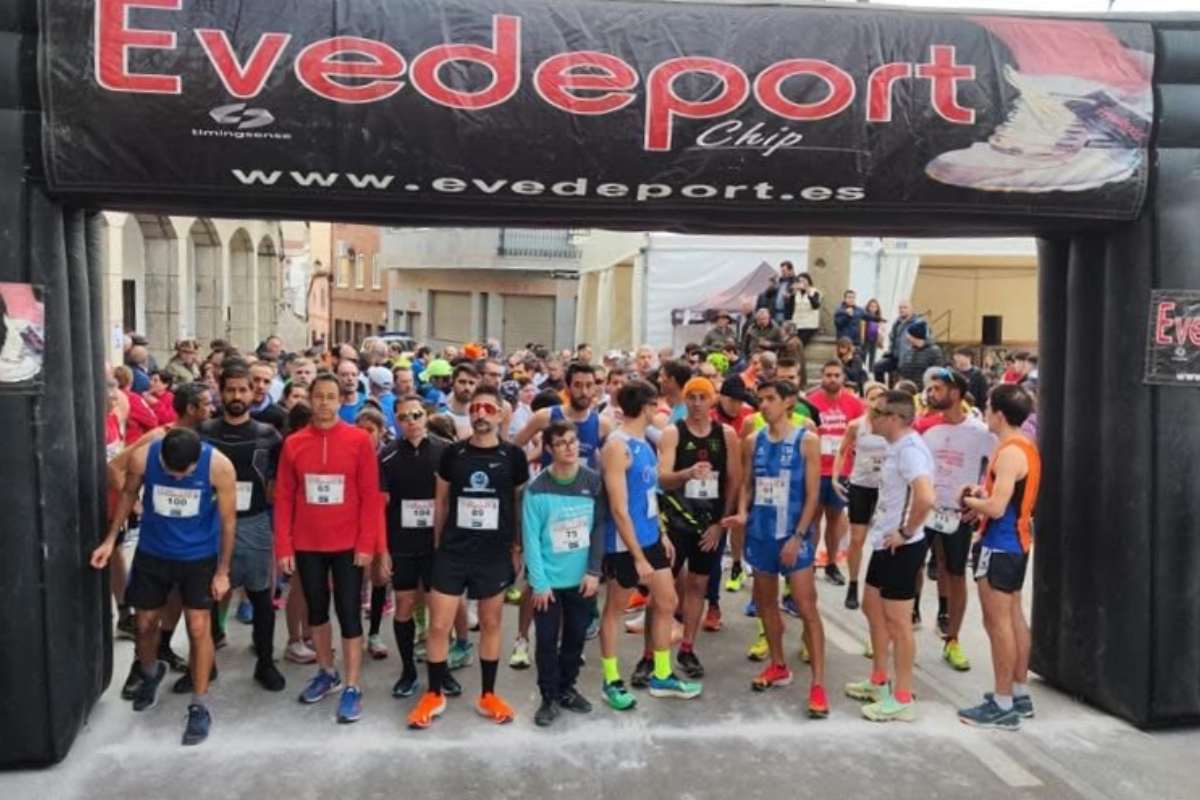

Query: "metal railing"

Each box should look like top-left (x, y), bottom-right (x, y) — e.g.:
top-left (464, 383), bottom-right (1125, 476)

top-left (497, 228), bottom-right (580, 259)
top-left (923, 308), bottom-right (952, 343)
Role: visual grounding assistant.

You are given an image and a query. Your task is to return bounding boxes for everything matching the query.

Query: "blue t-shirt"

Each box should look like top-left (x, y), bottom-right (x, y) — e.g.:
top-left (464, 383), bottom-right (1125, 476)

top-left (338, 392), bottom-right (367, 424)
top-left (748, 428), bottom-right (809, 542)
top-left (603, 432), bottom-right (660, 553)
top-left (139, 439), bottom-right (220, 561)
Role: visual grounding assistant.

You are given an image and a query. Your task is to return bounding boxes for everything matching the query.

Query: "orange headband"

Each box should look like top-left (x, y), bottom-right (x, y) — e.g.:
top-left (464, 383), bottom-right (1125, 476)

top-left (682, 376), bottom-right (716, 398)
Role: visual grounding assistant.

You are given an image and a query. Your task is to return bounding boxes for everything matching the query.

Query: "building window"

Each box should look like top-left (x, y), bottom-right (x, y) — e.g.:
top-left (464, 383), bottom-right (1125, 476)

top-left (372, 253), bottom-right (381, 289)
top-left (430, 290), bottom-right (471, 342)
top-left (355, 254), bottom-right (365, 289)
top-left (337, 256), bottom-right (351, 288)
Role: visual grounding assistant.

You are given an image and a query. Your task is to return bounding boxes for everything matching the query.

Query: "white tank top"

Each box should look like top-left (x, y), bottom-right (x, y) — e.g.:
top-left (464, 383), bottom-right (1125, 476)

top-left (849, 416), bottom-right (888, 489)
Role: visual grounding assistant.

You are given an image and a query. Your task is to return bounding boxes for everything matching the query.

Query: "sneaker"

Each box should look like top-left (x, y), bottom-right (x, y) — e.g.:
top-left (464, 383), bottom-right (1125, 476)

top-left (624, 611), bottom-right (645, 635)
top-left (172, 665), bottom-right (217, 695)
top-left (648, 673), bottom-right (702, 700)
top-left (415, 641), bottom-right (428, 663)
top-left (677, 649), bottom-right (705, 679)
top-left (747, 633), bottom-right (769, 662)
top-left (626, 592), bottom-right (647, 613)
top-left (213, 630), bottom-right (228, 650)
top-left (844, 584), bottom-right (859, 610)
top-left (476, 692), bottom-right (516, 724)
top-left (509, 636), bottom-right (531, 670)
top-left (535, 696), bottom-right (560, 727)
top-left (725, 563), bottom-right (745, 592)
top-left (743, 599), bottom-right (757, 617)
top-left (943, 639), bottom-right (971, 672)
top-left (585, 615), bottom-right (600, 640)
top-left (121, 661), bottom-right (144, 700)
top-left (912, 607), bottom-right (922, 630)
top-left (285, 640), bottom-right (317, 664)
top-left (236, 598), bottom-right (253, 625)
top-left (505, 586), bottom-right (523, 605)
top-left (751, 662), bottom-right (794, 691)
top-left (781, 596), bottom-right (801, 618)
top-left (844, 678), bottom-right (887, 703)
top-left (862, 694), bottom-right (916, 723)
top-left (298, 669), bottom-right (342, 704)
top-left (442, 672), bottom-right (463, 697)
top-left (337, 686), bottom-right (363, 723)
top-left (958, 698), bottom-right (1021, 731)
top-left (630, 657), bottom-right (654, 689)
top-left (181, 703), bottom-right (211, 746)
top-left (467, 600), bottom-right (479, 631)
top-left (937, 612), bottom-right (950, 637)
top-left (131, 661), bottom-right (167, 712)
top-left (559, 688), bottom-right (592, 714)
top-left (159, 646), bottom-right (188, 674)
top-left (702, 603), bottom-right (722, 632)
top-left (808, 684), bottom-right (830, 719)
top-left (824, 564), bottom-right (846, 586)
top-left (448, 640), bottom-right (475, 670)
top-left (367, 635), bottom-right (388, 660)
top-left (392, 673), bottom-right (421, 699)
top-left (863, 638), bottom-right (874, 659)
top-left (602, 680), bottom-right (637, 711)
top-left (116, 610), bottom-right (137, 640)
top-left (986, 692), bottom-right (1035, 719)
top-left (407, 691), bottom-right (447, 729)
top-left (254, 659), bottom-right (286, 692)
top-left (414, 605), bottom-right (427, 642)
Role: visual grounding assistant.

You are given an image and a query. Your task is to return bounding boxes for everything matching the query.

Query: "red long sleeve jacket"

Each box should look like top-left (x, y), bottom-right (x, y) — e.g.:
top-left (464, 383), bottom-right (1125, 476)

top-left (274, 420), bottom-right (384, 558)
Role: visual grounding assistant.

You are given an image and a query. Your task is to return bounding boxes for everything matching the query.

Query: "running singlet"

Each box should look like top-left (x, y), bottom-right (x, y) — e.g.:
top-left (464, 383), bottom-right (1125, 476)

top-left (920, 418), bottom-right (996, 533)
top-left (743, 407), bottom-right (811, 437)
top-left (747, 428), bottom-right (808, 542)
top-left (662, 420), bottom-right (729, 536)
top-left (979, 437), bottom-right (1041, 554)
top-left (540, 406), bottom-right (602, 468)
top-left (139, 439), bottom-right (219, 561)
top-left (603, 431), bottom-right (661, 554)
top-left (807, 389), bottom-right (865, 477)
top-left (848, 417), bottom-right (888, 490)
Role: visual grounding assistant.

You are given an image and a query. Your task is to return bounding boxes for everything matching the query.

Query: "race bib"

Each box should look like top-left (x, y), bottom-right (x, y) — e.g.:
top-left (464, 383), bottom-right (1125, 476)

top-left (820, 435), bottom-right (842, 457)
top-left (235, 481), bottom-right (254, 512)
top-left (152, 485), bottom-right (201, 518)
top-left (305, 474), bottom-right (345, 506)
top-left (685, 473), bottom-right (720, 500)
top-left (458, 497), bottom-right (500, 530)
top-left (975, 545), bottom-right (993, 580)
top-left (646, 489), bottom-right (659, 518)
top-left (550, 516), bottom-right (590, 553)
top-left (755, 477), bottom-right (787, 507)
top-left (928, 507), bottom-right (962, 534)
top-left (401, 499), bottom-right (435, 529)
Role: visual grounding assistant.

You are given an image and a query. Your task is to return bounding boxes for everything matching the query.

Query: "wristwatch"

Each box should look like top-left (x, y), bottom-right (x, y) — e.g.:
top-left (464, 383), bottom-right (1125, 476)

top-left (898, 528), bottom-right (914, 541)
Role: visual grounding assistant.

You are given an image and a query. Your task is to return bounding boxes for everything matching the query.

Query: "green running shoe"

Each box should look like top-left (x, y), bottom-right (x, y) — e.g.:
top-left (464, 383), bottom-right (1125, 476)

top-left (602, 680), bottom-right (637, 711)
top-left (943, 639), bottom-right (971, 672)
top-left (862, 694), bottom-right (916, 723)
top-left (648, 673), bottom-right (702, 700)
top-left (844, 678), bottom-right (887, 703)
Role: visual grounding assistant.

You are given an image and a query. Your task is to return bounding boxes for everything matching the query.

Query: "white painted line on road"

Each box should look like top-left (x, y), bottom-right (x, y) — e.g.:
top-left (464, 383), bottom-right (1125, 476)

top-left (821, 616), bottom-right (865, 656)
top-left (947, 714), bottom-right (1044, 788)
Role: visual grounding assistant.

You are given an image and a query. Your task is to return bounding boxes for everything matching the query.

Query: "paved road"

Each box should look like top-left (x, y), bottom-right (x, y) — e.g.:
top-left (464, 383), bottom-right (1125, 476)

top-left (5, 556), bottom-right (1196, 800)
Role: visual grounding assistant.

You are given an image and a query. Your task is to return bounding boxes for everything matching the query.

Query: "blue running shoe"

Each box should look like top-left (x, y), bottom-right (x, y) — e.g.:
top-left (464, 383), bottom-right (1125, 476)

top-left (648, 673), bottom-right (702, 700)
top-left (743, 599), bottom-right (758, 617)
top-left (448, 639), bottom-right (475, 670)
top-left (337, 687), bottom-right (363, 723)
top-left (236, 598), bottom-right (253, 625)
top-left (781, 596), bottom-right (801, 618)
top-left (958, 697), bottom-right (1020, 730)
top-left (299, 669), bottom-right (342, 704)
top-left (182, 704), bottom-right (211, 746)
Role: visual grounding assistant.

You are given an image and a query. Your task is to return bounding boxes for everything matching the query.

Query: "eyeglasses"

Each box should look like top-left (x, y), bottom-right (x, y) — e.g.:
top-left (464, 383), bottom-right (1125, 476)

top-left (397, 410), bottom-right (425, 422)
top-left (551, 437), bottom-right (579, 449)
top-left (469, 401), bottom-right (500, 415)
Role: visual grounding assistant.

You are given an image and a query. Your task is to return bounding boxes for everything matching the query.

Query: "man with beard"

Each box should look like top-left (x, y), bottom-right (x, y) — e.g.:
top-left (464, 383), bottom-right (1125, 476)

top-left (444, 363), bottom-right (480, 440)
top-left (479, 358), bottom-right (514, 440)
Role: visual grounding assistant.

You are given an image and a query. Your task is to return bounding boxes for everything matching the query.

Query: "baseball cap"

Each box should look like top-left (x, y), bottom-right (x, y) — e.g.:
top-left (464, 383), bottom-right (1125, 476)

top-left (420, 359), bottom-right (453, 382)
top-left (367, 366), bottom-right (394, 389)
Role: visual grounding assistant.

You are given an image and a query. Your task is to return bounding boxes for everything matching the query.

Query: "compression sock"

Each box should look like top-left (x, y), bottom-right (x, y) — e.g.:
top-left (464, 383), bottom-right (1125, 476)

top-left (427, 660), bottom-right (447, 697)
top-left (369, 585), bottom-right (386, 637)
top-left (653, 650), bottom-right (672, 680)
top-left (247, 588), bottom-right (275, 661)
top-left (395, 618), bottom-right (416, 677)
top-left (481, 659), bottom-right (498, 695)
top-left (602, 657), bottom-right (621, 684)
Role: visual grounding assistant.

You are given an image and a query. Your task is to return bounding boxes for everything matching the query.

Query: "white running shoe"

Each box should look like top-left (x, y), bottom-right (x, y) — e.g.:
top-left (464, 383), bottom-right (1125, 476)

top-left (624, 611), bottom-right (645, 634)
top-left (285, 640), bottom-right (317, 664)
top-left (508, 636), bottom-right (531, 670)
top-left (926, 66), bottom-right (1150, 194)
top-left (467, 599), bottom-right (479, 631)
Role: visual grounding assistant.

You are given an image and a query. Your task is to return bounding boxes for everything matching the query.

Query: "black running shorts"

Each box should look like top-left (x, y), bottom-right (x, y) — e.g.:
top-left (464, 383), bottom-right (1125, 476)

top-left (976, 547), bottom-right (1028, 594)
top-left (602, 541), bottom-right (671, 590)
top-left (926, 522), bottom-right (973, 577)
top-left (847, 484), bottom-right (879, 526)
top-left (668, 528), bottom-right (720, 578)
top-left (126, 550), bottom-right (217, 611)
top-left (865, 538), bottom-right (931, 601)
top-left (431, 550), bottom-right (514, 600)
top-left (391, 552), bottom-right (436, 593)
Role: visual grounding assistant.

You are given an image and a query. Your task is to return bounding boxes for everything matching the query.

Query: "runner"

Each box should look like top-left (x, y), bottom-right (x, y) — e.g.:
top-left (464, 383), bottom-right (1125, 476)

top-left (336, 358), bottom-right (366, 423)
top-left (727, 380), bottom-right (828, 717)
top-left (712, 376), bottom-right (756, 594)
top-left (920, 368), bottom-right (996, 672)
top-left (377, 395), bottom-right (461, 700)
top-left (274, 372), bottom-right (382, 724)
top-left (444, 363), bottom-right (479, 440)
top-left (90, 427), bottom-right (237, 746)
top-left (407, 385), bottom-right (529, 729)
top-left (833, 382), bottom-right (889, 611)
top-left (845, 390), bottom-right (935, 723)
top-left (658, 376), bottom-right (740, 680)
top-left (522, 420), bottom-right (605, 726)
top-left (249, 361), bottom-right (287, 433)
top-left (806, 361), bottom-right (866, 586)
top-left (478, 358), bottom-right (514, 440)
top-left (598, 379), bottom-right (701, 708)
top-left (197, 361), bottom-right (286, 692)
top-left (958, 384), bottom-right (1041, 730)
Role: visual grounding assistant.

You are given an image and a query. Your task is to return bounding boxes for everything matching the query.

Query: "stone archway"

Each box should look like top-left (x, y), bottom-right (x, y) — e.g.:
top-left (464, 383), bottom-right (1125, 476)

top-left (132, 215), bottom-right (178, 362)
top-left (189, 218), bottom-right (222, 347)
top-left (257, 235), bottom-right (279, 340)
top-left (228, 228), bottom-right (256, 351)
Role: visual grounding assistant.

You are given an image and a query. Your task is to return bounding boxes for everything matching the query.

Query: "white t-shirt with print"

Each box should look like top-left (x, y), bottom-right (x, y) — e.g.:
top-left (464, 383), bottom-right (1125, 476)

top-left (869, 431), bottom-right (935, 550)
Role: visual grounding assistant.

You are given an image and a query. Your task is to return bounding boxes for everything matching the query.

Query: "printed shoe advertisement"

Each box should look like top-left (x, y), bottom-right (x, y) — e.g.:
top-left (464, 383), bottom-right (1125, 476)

top-left (41, 0), bottom-right (1153, 230)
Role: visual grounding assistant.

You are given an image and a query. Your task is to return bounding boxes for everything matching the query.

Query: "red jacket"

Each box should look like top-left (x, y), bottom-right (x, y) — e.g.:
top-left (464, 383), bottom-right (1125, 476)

top-left (274, 420), bottom-right (383, 558)
top-left (122, 389), bottom-right (158, 446)
top-left (148, 390), bottom-right (177, 426)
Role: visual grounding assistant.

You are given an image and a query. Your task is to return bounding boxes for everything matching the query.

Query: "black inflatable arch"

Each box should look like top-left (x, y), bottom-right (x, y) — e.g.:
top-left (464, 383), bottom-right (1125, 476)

top-left (2, 0), bottom-right (1198, 765)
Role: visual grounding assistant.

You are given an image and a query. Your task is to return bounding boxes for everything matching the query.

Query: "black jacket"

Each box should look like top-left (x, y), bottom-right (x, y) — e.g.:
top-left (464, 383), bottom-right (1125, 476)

top-left (755, 280), bottom-right (796, 320)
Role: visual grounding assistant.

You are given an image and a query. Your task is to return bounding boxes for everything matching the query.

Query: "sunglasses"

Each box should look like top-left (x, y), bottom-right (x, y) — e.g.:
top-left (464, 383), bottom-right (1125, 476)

top-left (469, 401), bottom-right (500, 415)
top-left (397, 410), bottom-right (425, 422)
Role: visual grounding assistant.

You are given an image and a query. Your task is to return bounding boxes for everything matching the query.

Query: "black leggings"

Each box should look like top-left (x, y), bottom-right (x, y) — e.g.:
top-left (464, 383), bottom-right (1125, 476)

top-left (247, 588), bottom-right (276, 662)
top-left (295, 550), bottom-right (364, 639)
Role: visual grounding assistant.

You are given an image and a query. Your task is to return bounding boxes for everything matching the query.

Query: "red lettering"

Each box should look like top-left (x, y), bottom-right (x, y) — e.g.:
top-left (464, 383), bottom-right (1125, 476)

top-left (534, 51), bottom-right (638, 115)
top-left (94, 0), bottom-right (181, 94)
top-left (411, 15), bottom-right (520, 110)
top-left (866, 62), bottom-right (912, 123)
top-left (294, 37), bottom-right (406, 104)
top-left (195, 30), bottom-right (291, 99)
top-left (645, 58), bottom-right (749, 152)
top-left (917, 45), bottom-right (975, 124)
top-left (1154, 301), bottom-right (1176, 345)
top-left (755, 59), bottom-right (854, 121)
top-left (1190, 318), bottom-right (1200, 348)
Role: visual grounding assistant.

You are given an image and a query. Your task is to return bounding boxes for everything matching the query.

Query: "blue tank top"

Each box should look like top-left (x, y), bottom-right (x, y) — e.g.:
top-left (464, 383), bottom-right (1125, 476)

top-left (748, 427), bottom-right (808, 541)
top-left (139, 439), bottom-right (220, 561)
top-left (542, 406), bottom-right (603, 468)
top-left (603, 431), bottom-right (661, 553)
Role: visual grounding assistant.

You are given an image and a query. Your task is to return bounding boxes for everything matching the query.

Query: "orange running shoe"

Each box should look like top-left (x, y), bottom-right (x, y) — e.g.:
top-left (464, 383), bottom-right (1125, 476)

top-left (626, 592), bottom-right (648, 613)
top-left (702, 603), bottom-right (722, 632)
top-left (476, 692), bottom-right (516, 724)
top-left (808, 684), bottom-right (830, 719)
top-left (751, 662), bottom-right (794, 691)
top-left (407, 691), bottom-right (446, 730)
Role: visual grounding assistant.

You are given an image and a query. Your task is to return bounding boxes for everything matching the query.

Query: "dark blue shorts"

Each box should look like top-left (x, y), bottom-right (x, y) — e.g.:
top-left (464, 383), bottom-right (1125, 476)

top-left (745, 534), bottom-right (815, 577)
top-left (819, 476), bottom-right (847, 510)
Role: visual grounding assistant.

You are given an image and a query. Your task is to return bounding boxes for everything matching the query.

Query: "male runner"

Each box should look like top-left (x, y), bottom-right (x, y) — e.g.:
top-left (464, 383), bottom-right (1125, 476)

top-left (806, 361), bottom-right (865, 586)
top-left (479, 358), bottom-right (514, 439)
top-left (522, 420), bottom-right (605, 726)
top-left (598, 380), bottom-right (701, 708)
top-left (408, 385), bottom-right (529, 729)
top-left (249, 360), bottom-right (287, 433)
top-left (378, 395), bottom-right (460, 699)
top-left (845, 390), bottom-right (935, 723)
top-left (958, 384), bottom-right (1041, 730)
top-left (90, 427), bottom-right (237, 746)
top-left (727, 381), bottom-right (827, 716)
top-left (920, 369), bottom-right (996, 672)
top-left (198, 361), bottom-right (286, 692)
top-left (275, 372), bottom-right (382, 724)
top-left (833, 383), bottom-right (889, 611)
top-left (444, 362), bottom-right (479, 440)
top-left (658, 376), bottom-right (740, 679)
